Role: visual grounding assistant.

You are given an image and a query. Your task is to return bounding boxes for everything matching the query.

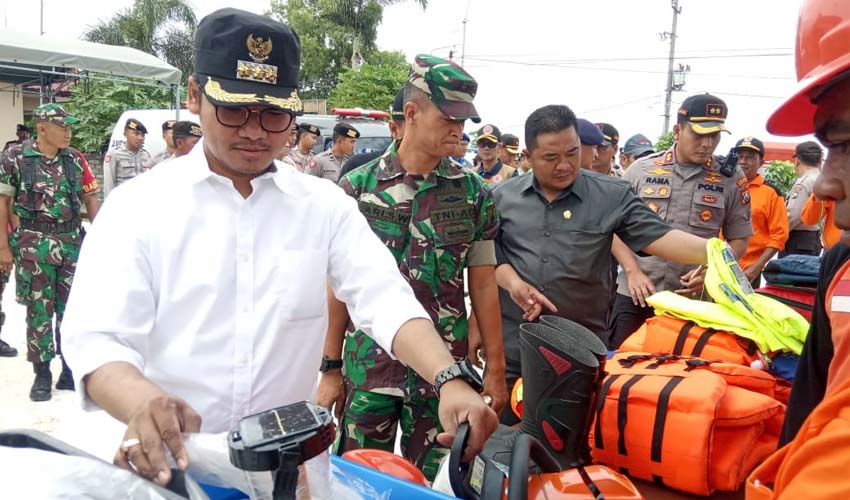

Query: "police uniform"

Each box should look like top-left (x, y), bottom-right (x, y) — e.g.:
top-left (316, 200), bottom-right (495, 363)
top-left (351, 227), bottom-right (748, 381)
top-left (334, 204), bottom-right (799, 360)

top-left (307, 123), bottom-right (360, 182)
top-left (145, 120), bottom-right (177, 169)
top-left (475, 124), bottom-right (517, 184)
top-left (782, 141), bottom-right (824, 257)
top-left (103, 118), bottom-right (151, 197)
top-left (610, 94), bottom-right (753, 347)
top-left (290, 123), bottom-right (319, 172)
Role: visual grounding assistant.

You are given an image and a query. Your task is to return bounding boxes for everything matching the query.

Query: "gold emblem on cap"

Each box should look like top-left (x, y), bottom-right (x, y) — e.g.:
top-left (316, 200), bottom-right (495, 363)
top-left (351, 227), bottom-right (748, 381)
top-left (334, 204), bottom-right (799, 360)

top-left (204, 79), bottom-right (302, 112)
top-left (246, 34), bottom-right (272, 63)
top-left (347, 130), bottom-right (357, 138)
top-left (563, 210), bottom-right (572, 220)
top-left (190, 125), bottom-right (202, 137)
top-left (129, 121), bottom-right (138, 130)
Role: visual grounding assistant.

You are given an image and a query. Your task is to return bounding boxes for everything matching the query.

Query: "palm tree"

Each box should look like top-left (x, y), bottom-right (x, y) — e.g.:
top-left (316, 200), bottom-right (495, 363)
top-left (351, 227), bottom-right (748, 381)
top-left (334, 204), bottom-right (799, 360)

top-left (83, 0), bottom-right (197, 82)
top-left (321, 0), bottom-right (428, 71)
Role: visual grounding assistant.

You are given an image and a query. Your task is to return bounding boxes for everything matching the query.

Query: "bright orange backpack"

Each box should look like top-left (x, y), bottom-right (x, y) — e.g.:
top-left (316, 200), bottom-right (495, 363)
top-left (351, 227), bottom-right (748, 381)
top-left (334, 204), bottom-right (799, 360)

top-left (590, 353), bottom-right (785, 496)
top-left (620, 316), bottom-right (762, 367)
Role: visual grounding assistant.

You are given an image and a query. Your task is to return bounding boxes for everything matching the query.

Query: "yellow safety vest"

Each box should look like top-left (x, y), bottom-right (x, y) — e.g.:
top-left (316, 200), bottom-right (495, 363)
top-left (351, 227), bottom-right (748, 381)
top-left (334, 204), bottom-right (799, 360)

top-left (648, 238), bottom-right (808, 354)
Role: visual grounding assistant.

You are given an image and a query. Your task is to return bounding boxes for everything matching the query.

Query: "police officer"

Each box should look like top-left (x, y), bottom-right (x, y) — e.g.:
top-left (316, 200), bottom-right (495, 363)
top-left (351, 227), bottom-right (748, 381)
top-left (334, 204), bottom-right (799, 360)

top-left (577, 118), bottom-right (604, 170)
top-left (290, 122), bottom-right (320, 172)
top-left (4, 124), bottom-right (31, 152)
top-left (610, 93), bottom-right (753, 348)
top-left (307, 123), bottom-right (359, 182)
top-left (781, 141), bottom-right (824, 257)
top-left (170, 121), bottom-right (202, 159)
top-left (476, 124), bottom-right (517, 184)
top-left (0, 103), bottom-right (100, 401)
top-left (499, 133), bottom-right (520, 168)
top-left (452, 133), bottom-right (472, 168)
top-left (145, 120), bottom-right (176, 169)
top-left (591, 123), bottom-right (619, 176)
top-left (103, 118), bottom-right (151, 198)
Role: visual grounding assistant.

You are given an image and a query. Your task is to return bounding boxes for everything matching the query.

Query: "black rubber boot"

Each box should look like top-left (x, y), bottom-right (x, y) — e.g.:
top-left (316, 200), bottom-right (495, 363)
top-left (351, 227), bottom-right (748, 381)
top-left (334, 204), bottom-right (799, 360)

top-left (0, 312), bottom-right (15, 358)
top-left (29, 362), bottom-right (53, 402)
top-left (55, 357), bottom-right (75, 391)
top-left (517, 321), bottom-right (607, 469)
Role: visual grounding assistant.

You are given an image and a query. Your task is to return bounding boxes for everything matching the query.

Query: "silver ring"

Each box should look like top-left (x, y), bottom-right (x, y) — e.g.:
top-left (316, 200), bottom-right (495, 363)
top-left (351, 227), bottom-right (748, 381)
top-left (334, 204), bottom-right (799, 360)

top-left (482, 395), bottom-right (493, 406)
top-left (121, 438), bottom-right (141, 450)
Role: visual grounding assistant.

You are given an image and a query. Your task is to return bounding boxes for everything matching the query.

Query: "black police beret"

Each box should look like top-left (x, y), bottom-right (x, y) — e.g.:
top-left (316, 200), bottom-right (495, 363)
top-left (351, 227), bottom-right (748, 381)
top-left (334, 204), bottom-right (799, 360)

top-left (172, 120), bottom-right (202, 139)
top-left (162, 120), bottom-right (176, 132)
top-left (298, 122), bottom-right (320, 136)
top-left (333, 123), bottom-right (360, 139)
top-left (125, 118), bottom-right (148, 134)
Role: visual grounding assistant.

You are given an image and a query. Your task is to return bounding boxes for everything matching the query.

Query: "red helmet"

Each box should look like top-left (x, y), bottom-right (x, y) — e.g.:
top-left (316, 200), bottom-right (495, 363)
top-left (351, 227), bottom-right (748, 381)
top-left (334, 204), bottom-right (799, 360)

top-left (767, 0), bottom-right (850, 135)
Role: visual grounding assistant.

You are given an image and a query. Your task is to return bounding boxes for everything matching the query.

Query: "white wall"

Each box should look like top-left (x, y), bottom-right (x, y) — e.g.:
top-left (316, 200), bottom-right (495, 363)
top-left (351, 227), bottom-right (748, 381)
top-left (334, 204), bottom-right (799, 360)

top-left (0, 82), bottom-right (24, 143)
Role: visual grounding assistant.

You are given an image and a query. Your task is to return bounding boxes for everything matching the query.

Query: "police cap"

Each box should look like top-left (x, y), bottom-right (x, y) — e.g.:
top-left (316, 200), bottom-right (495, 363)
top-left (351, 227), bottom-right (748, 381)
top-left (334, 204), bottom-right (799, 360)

top-left (125, 118), bottom-right (148, 134)
top-left (735, 136), bottom-right (766, 158)
top-left (162, 120), bottom-right (176, 132)
top-left (297, 123), bottom-right (321, 136)
top-left (173, 120), bottom-right (203, 139)
top-left (677, 93), bottom-right (730, 134)
top-left (333, 123), bottom-right (360, 139)
top-left (577, 119), bottom-right (603, 146)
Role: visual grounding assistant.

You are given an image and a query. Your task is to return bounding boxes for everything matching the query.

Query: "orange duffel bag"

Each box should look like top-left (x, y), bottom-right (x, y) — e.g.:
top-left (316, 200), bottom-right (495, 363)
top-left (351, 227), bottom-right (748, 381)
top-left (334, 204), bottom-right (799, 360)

top-left (620, 316), bottom-right (761, 367)
top-left (589, 353), bottom-right (786, 496)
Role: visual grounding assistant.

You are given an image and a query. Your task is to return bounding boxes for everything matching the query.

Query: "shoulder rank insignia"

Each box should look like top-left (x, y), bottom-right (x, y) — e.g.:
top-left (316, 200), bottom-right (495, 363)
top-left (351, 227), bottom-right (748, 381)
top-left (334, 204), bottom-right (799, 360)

top-left (653, 150), bottom-right (675, 166)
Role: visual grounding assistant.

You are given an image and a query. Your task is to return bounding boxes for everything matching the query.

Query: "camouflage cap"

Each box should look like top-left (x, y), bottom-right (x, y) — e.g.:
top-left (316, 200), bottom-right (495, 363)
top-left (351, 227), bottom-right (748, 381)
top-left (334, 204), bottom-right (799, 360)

top-left (409, 54), bottom-right (480, 123)
top-left (32, 103), bottom-right (79, 126)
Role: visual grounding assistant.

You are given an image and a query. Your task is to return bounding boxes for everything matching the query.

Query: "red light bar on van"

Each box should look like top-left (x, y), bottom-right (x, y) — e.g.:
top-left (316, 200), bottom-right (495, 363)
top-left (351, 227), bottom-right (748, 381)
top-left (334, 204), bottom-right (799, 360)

top-left (331, 108), bottom-right (390, 119)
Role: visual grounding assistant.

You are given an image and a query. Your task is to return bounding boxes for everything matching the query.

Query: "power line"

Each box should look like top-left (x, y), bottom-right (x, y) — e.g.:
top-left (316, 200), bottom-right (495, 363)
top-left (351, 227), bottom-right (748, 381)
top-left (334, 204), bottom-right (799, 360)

top-left (463, 52), bottom-right (792, 65)
top-left (579, 94), bottom-right (663, 114)
top-left (463, 47), bottom-right (793, 58)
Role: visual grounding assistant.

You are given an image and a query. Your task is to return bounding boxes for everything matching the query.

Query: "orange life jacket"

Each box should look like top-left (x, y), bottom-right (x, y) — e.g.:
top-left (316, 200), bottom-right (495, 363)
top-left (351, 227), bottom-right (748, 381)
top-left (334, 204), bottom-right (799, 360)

top-left (590, 353), bottom-right (786, 496)
top-left (620, 316), bottom-right (762, 367)
top-left (747, 377), bottom-right (850, 500)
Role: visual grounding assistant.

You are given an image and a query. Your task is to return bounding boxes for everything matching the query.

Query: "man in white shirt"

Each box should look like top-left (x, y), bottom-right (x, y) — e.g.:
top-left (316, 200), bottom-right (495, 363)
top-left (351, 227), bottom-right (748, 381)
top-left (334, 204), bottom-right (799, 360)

top-left (62, 8), bottom-right (496, 488)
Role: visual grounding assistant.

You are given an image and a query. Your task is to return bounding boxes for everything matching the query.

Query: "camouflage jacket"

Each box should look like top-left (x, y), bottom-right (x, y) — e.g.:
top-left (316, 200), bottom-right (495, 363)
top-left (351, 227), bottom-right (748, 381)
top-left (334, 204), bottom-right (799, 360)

top-left (0, 140), bottom-right (92, 265)
top-left (338, 145), bottom-right (499, 397)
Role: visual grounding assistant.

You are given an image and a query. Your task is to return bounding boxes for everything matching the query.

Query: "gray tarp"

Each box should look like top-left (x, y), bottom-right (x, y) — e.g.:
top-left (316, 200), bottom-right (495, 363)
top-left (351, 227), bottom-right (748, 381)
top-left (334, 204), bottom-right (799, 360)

top-left (0, 29), bottom-right (181, 84)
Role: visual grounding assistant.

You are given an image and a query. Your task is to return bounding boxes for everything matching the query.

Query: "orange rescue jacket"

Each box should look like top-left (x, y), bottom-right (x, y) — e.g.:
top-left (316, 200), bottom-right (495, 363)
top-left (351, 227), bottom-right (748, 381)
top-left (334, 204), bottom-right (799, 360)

top-left (591, 353), bottom-right (785, 496)
top-left (801, 194), bottom-right (841, 250)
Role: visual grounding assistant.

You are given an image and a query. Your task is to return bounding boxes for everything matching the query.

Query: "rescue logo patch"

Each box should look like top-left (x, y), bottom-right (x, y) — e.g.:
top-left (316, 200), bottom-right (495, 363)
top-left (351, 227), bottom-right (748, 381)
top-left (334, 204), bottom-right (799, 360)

top-left (702, 194), bottom-right (717, 204)
top-left (700, 209), bottom-right (713, 222)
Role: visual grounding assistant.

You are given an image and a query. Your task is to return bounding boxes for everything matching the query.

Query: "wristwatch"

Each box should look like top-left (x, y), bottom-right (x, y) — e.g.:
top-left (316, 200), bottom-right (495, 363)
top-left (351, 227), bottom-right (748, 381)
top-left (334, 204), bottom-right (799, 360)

top-left (319, 355), bottom-right (343, 373)
top-left (433, 359), bottom-right (484, 397)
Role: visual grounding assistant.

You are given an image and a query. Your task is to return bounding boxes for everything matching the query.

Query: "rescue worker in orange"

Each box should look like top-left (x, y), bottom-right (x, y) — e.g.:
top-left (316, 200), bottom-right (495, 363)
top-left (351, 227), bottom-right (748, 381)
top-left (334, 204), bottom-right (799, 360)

top-left (801, 194), bottom-right (841, 250)
top-left (747, 0), bottom-right (850, 498)
top-left (734, 136), bottom-right (789, 288)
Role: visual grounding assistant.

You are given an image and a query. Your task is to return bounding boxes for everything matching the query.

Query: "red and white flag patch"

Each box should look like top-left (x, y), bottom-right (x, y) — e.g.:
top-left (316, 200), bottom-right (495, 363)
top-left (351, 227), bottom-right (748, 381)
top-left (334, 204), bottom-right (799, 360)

top-left (831, 279), bottom-right (850, 313)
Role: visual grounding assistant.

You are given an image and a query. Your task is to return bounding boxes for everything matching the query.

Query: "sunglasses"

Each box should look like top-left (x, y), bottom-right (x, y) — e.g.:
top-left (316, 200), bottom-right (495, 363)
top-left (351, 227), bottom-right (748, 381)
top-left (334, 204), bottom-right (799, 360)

top-left (477, 141), bottom-right (497, 149)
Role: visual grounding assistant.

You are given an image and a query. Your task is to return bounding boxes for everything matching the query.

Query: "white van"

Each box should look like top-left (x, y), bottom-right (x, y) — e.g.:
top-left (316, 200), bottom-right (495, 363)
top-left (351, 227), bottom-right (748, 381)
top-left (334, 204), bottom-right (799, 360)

top-left (107, 109), bottom-right (199, 158)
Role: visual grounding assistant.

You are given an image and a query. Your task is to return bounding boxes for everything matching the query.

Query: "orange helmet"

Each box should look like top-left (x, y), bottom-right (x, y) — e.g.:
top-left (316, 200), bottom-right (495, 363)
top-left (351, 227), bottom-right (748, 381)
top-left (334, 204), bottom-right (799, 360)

top-left (767, 0), bottom-right (850, 135)
top-left (341, 449), bottom-right (428, 486)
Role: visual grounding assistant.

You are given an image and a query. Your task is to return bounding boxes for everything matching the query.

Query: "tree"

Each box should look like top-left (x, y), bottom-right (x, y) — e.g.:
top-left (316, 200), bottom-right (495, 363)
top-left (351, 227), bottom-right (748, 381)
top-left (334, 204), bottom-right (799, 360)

top-left (656, 132), bottom-right (674, 151)
top-left (269, 0), bottom-right (426, 99)
top-left (328, 54), bottom-right (409, 110)
top-left (764, 160), bottom-right (797, 196)
top-left (65, 77), bottom-right (174, 154)
top-left (83, 0), bottom-right (197, 83)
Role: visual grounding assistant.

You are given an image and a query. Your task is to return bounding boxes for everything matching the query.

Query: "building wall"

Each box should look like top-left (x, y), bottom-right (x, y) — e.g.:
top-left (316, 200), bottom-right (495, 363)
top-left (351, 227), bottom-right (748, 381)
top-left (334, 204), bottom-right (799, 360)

top-left (0, 82), bottom-right (24, 144)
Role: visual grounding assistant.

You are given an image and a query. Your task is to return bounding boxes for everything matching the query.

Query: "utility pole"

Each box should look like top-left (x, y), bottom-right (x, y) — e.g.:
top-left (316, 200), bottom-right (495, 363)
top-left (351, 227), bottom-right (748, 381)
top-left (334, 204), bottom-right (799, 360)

top-left (461, 0), bottom-right (472, 67)
top-left (40, 0), bottom-right (44, 35)
top-left (662, 0), bottom-right (681, 136)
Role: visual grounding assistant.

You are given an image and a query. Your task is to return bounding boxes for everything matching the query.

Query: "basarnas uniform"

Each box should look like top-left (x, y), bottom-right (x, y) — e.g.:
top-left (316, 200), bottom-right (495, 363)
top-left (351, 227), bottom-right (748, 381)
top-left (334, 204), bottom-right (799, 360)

top-left (335, 54), bottom-right (495, 481)
top-left (307, 123), bottom-right (360, 182)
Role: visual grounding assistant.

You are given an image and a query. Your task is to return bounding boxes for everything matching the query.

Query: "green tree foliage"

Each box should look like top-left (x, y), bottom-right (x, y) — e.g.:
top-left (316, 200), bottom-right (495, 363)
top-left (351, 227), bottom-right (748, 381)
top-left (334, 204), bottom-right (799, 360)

top-left (656, 131), bottom-right (674, 151)
top-left (763, 160), bottom-right (797, 197)
top-left (328, 55), bottom-right (409, 110)
top-left (65, 78), bottom-right (174, 154)
top-left (83, 0), bottom-right (197, 83)
top-left (269, 0), bottom-right (426, 99)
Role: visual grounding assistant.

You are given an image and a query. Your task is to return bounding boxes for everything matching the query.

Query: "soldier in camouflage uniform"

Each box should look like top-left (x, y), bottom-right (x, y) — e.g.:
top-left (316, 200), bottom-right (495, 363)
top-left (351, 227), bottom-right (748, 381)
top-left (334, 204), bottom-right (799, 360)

top-left (331, 55), bottom-right (506, 480)
top-left (103, 118), bottom-right (151, 198)
top-left (0, 103), bottom-right (100, 401)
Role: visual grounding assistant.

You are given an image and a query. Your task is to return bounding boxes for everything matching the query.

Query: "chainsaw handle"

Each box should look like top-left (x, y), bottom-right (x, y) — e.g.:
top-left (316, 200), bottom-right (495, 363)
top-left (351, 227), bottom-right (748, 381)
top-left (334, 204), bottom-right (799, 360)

top-left (507, 433), bottom-right (563, 500)
top-left (449, 422), bottom-right (477, 499)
